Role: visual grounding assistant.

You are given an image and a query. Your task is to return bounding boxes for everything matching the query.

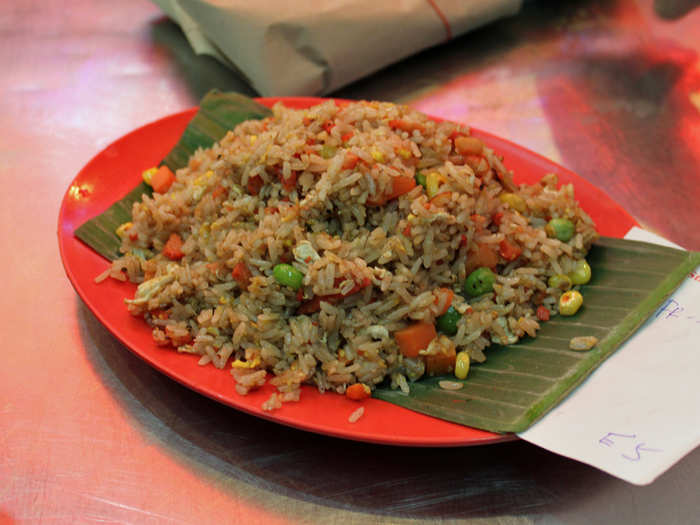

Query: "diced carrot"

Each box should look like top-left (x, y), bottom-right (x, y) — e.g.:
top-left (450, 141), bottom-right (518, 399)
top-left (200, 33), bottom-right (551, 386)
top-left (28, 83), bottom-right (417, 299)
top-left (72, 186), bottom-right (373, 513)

top-left (346, 383), bottom-right (371, 401)
top-left (343, 276), bottom-right (371, 296)
top-left (129, 232), bottom-right (139, 241)
top-left (425, 344), bottom-right (457, 376)
top-left (402, 225), bottom-right (411, 237)
top-left (303, 116), bottom-right (313, 126)
top-left (433, 288), bottom-right (454, 316)
top-left (151, 165), bottom-right (176, 193)
top-left (388, 176), bottom-right (417, 199)
top-left (211, 185), bottom-right (228, 199)
top-left (366, 176), bottom-right (416, 206)
top-left (279, 171), bottom-right (298, 193)
top-left (232, 262), bottom-right (252, 287)
top-left (323, 120), bottom-right (335, 134)
top-left (163, 233), bottom-right (184, 260)
top-left (388, 119), bottom-right (424, 133)
top-left (394, 322), bottom-right (437, 358)
top-left (459, 234), bottom-right (468, 247)
top-left (454, 136), bottom-right (483, 156)
top-left (429, 191), bottom-right (452, 208)
top-left (247, 175), bottom-right (263, 195)
top-left (466, 243), bottom-right (499, 274)
top-left (342, 152), bottom-right (360, 170)
top-left (537, 306), bottom-right (551, 321)
top-left (297, 277), bottom-right (371, 314)
top-left (306, 137), bottom-right (316, 145)
top-left (492, 212), bottom-right (504, 226)
top-left (341, 131), bottom-right (354, 143)
top-left (499, 239), bottom-right (522, 261)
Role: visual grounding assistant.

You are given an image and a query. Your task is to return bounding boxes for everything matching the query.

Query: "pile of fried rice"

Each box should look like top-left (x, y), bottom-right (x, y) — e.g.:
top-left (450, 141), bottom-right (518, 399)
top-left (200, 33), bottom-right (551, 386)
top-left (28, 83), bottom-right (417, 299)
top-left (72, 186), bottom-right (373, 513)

top-left (102, 100), bottom-right (598, 410)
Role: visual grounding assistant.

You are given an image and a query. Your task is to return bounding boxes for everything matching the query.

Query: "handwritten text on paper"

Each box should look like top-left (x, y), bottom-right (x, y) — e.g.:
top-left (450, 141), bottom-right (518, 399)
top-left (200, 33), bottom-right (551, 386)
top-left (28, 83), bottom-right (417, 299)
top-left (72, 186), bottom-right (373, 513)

top-left (598, 432), bottom-right (663, 462)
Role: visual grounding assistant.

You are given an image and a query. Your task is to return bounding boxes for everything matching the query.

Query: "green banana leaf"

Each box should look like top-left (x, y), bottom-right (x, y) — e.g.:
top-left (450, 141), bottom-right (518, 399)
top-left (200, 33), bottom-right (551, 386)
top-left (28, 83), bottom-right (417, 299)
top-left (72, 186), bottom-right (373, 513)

top-left (74, 91), bottom-right (700, 434)
top-left (74, 90), bottom-right (272, 259)
top-left (375, 238), bottom-right (700, 432)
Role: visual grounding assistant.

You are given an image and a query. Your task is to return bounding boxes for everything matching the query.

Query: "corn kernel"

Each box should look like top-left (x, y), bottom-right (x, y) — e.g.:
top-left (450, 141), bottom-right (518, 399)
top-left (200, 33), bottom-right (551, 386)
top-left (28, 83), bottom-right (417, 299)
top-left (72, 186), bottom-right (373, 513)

top-left (116, 222), bottom-right (133, 239)
top-left (499, 192), bottom-right (526, 213)
top-left (426, 172), bottom-right (447, 198)
top-left (371, 149), bottom-right (385, 163)
top-left (250, 135), bottom-right (257, 144)
top-left (194, 171), bottom-right (213, 186)
top-left (455, 351), bottom-right (470, 380)
top-left (231, 357), bottom-right (260, 369)
top-left (397, 148), bottom-right (411, 159)
top-left (142, 167), bottom-right (158, 186)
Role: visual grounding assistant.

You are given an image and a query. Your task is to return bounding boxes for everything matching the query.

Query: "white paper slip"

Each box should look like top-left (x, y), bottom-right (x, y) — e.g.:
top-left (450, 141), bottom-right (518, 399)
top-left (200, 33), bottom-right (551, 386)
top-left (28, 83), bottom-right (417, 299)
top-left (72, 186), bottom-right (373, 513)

top-left (518, 227), bottom-right (700, 485)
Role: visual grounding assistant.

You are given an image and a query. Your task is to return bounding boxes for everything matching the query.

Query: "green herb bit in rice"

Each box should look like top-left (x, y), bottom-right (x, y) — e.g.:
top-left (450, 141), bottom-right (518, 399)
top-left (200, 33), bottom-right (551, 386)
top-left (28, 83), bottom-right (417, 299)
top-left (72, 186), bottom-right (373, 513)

top-left (108, 100), bottom-right (599, 407)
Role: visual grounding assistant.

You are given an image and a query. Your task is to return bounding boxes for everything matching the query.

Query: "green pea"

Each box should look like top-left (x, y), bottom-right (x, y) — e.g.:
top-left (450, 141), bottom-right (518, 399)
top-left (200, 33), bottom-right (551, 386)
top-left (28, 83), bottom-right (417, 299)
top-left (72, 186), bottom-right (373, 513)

top-left (545, 218), bottom-right (575, 242)
top-left (559, 290), bottom-right (583, 316)
top-left (569, 259), bottom-right (591, 285)
top-left (548, 273), bottom-right (572, 291)
top-left (464, 267), bottom-right (496, 296)
top-left (436, 306), bottom-right (461, 335)
top-left (320, 144), bottom-right (337, 159)
top-left (273, 263), bottom-right (304, 290)
top-left (454, 351), bottom-right (470, 380)
top-left (415, 171), bottom-right (427, 189)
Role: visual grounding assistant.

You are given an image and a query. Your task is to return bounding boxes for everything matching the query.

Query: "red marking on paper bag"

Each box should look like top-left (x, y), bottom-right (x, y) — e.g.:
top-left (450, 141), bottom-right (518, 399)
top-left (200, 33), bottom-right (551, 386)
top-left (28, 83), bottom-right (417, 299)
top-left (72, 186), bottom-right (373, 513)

top-left (426, 0), bottom-right (452, 41)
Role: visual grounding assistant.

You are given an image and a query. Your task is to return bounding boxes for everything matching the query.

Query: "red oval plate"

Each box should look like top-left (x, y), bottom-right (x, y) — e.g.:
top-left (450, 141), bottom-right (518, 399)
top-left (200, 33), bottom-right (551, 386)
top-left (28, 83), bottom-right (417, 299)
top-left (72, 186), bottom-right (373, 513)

top-left (58, 97), bottom-right (637, 447)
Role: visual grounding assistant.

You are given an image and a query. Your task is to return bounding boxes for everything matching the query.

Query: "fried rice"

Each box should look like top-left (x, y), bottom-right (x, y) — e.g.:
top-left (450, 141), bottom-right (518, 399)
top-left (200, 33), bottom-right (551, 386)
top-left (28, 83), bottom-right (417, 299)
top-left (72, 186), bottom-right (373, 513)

top-left (101, 100), bottom-right (598, 408)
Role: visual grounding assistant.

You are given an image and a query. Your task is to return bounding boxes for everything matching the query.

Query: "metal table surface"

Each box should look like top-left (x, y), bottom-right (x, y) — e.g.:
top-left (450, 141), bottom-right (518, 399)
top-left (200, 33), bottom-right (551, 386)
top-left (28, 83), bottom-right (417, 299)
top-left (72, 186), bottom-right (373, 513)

top-left (2, 0), bottom-right (699, 523)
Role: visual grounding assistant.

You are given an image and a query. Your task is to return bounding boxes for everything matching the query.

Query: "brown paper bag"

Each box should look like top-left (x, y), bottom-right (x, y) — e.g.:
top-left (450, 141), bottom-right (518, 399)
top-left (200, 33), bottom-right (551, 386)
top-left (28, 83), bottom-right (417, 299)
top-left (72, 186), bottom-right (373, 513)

top-left (152, 0), bottom-right (522, 96)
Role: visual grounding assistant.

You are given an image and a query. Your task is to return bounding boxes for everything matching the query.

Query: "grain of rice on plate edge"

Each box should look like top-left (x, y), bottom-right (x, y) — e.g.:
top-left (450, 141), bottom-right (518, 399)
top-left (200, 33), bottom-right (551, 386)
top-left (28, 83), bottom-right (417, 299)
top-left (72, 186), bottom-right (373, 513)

top-left (101, 100), bottom-right (598, 411)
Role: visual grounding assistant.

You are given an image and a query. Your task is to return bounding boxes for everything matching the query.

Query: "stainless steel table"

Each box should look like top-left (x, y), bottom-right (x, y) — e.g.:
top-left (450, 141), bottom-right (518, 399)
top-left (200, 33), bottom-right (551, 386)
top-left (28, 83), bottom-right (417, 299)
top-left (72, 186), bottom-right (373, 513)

top-left (2, 0), bottom-right (699, 523)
